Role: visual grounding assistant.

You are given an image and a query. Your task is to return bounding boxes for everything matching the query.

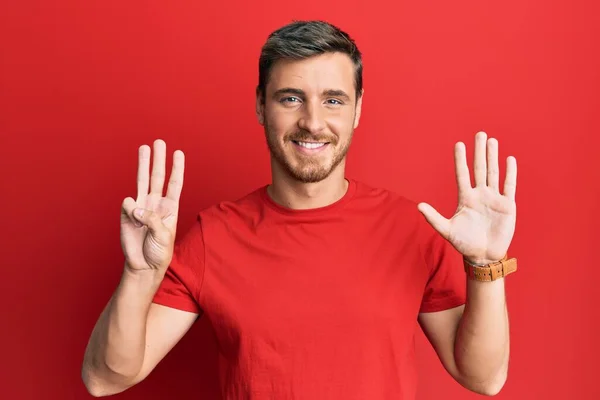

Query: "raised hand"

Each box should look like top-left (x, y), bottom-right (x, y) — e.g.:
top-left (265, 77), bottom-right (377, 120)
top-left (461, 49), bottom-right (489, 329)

top-left (120, 139), bottom-right (185, 272)
top-left (417, 131), bottom-right (517, 265)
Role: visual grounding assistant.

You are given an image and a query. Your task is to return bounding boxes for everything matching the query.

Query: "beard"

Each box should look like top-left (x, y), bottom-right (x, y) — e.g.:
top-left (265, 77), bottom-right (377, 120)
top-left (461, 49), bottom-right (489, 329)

top-left (264, 122), bottom-right (353, 183)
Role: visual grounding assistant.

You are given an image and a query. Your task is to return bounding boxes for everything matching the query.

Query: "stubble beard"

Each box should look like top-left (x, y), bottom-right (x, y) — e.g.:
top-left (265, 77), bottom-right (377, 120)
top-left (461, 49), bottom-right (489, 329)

top-left (264, 122), bottom-right (353, 184)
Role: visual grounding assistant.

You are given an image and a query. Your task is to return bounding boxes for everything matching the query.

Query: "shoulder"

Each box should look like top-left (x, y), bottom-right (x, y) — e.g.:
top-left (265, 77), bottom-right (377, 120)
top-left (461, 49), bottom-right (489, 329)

top-left (196, 185), bottom-right (267, 227)
top-left (352, 179), bottom-right (455, 269)
top-left (350, 178), bottom-right (421, 217)
top-left (350, 178), bottom-right (438, 240)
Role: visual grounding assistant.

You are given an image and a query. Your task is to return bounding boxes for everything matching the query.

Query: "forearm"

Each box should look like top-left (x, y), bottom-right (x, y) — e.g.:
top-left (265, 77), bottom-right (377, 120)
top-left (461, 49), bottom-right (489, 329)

top-left (454, 277), bottom-right (510, 394)
top-left (82, 266), bottom-right (162, 394)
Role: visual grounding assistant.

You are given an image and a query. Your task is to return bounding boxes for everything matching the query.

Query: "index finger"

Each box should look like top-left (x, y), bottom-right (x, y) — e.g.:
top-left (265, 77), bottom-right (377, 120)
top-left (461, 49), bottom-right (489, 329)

top-left (454, 142), bottom-right (472, 194)
top-left (166, 150), bottom-right (185, 202)
top-left (136, 144), bottom-right (151, 202)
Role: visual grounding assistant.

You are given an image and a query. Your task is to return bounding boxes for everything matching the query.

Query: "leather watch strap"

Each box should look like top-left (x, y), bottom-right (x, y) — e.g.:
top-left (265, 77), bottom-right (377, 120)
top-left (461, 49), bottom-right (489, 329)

top-left (464, 255), bottom-right (517, 282)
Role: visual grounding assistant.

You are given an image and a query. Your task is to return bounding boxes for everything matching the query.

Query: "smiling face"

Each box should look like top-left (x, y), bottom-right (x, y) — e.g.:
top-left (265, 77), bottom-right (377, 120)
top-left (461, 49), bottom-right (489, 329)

top-left (257, 52), bottom-right (363, 183)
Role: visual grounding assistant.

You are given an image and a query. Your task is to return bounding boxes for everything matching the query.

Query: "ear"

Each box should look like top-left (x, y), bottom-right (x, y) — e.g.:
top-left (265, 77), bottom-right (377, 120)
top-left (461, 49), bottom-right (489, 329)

top-left (353, 89), bottom-right (364, 129)
top-left (256, 89), bottom-right (265, 126)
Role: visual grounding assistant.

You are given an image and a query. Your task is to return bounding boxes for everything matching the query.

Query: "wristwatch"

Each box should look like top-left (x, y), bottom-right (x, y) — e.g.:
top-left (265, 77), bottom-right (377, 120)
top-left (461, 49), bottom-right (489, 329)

top-left (464, 255), bottom-right (517, 282)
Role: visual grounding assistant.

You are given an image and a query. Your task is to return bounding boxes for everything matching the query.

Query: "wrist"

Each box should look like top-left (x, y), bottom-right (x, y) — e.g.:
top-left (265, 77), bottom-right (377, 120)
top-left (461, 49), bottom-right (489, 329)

top-left (121, 264), bottom-right (165, 292)
top-left (464, 257), bottom-right (502, 266)
top-left (464, 255), bottom-right (517, 282)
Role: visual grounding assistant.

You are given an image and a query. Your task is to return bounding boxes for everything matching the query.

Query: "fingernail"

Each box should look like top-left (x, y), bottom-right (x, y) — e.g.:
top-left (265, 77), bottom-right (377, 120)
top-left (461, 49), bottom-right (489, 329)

top-left (135, 209), bottom-right (144, 218)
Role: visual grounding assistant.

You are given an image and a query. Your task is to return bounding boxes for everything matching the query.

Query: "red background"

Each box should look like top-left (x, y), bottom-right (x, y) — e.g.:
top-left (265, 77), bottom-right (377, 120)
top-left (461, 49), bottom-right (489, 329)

top-left (2, 0), bottom-right (599, 399)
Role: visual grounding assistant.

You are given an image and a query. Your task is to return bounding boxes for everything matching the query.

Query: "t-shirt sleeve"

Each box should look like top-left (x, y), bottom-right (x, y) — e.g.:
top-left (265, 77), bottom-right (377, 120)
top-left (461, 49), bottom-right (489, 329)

top-left (152, 215), bottom-right (205, 315)
top-left (419, 221), bottom-right (467, 313)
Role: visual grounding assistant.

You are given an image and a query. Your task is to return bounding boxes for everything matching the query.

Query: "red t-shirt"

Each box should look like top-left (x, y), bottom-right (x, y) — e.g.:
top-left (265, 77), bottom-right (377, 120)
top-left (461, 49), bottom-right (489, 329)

top-left (152, 178), bottom-right (466, 399)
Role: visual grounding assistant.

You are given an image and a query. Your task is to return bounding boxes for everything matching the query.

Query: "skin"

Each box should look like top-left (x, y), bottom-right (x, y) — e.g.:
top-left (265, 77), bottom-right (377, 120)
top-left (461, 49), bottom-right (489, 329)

top-left (82, 140), bottom-right (198, 397)
top-left (418, 132), bottom-right (517, 395)
top-left (82, 51), bottom-right (516, 397)
top-left (256, 52), bottom-right (362, 210)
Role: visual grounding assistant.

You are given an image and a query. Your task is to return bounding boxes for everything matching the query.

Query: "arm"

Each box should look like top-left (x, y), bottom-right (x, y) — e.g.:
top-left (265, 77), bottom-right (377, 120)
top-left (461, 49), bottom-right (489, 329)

top-left (82, 267), bottom-right (198, 397)
top-left (82, 140), bottom-right (201, 396)
top-left (416, 132), bottom-right (518, 396)
top-left (418, 277), bottom-right (510, 396)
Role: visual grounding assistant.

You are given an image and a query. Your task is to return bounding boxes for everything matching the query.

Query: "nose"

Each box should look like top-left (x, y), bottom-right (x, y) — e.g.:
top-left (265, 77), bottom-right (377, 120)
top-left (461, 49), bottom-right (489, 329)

top-left (297, 101), bottom-right (326, 135)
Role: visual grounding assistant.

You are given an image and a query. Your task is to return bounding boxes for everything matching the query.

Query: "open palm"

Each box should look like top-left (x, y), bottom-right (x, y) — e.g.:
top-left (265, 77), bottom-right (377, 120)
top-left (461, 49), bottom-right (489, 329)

top-left (120, 139), bottom-right (185, 271)
top-left (418, 132), bottom-right (517, 265)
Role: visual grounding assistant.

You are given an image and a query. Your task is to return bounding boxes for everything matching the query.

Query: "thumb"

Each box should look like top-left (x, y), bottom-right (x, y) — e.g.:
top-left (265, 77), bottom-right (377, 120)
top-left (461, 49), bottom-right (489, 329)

top-left (133, 208), bottom-right (163, 234)
top-left (417, 202), bottom-right (450, 240)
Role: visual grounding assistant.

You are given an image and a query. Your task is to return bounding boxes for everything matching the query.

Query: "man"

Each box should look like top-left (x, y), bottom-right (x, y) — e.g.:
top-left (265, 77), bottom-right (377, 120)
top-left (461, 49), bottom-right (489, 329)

top-left (82, 20), bottom-right (518, 399)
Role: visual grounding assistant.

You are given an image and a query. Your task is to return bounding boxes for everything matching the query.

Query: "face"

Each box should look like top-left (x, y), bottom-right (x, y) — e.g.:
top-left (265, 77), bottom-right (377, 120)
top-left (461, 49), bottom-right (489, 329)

top-left (256, 52), bottom-right (363, 183)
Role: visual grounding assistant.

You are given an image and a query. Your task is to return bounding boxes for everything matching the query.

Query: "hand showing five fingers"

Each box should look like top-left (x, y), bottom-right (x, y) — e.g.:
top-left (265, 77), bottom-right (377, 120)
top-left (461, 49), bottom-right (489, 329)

top-left (120, 139), bottom-right (185, 272)
top-left (418, 131), bottom-right (517, 265)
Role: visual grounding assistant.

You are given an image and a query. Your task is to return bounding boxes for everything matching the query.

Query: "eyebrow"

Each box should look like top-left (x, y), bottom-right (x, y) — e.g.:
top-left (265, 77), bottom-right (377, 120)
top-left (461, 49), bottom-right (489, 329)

top-left (272, 87), bottom-right (351, 101)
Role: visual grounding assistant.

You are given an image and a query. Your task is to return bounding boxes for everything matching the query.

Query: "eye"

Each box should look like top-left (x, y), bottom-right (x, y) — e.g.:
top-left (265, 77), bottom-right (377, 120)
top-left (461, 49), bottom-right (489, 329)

top-left (326, 99), bottom-right (343, 105)
top-left (281, 96), bottom-right (301, 104)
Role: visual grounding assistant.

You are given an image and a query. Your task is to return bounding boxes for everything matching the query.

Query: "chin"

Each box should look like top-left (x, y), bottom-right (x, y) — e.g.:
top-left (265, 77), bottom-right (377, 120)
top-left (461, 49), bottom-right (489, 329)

top-left (292, 172), bottom-right (331, 183)
top-left (285, 164), bottom-right (332, 183)
top-left (268, 140), bottom-right (348, 184)
top-left (287, 154), bottom-right (349, 183)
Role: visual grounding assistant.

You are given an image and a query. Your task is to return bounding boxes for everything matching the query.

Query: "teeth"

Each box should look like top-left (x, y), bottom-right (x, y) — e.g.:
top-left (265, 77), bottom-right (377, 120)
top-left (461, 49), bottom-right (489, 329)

top-left (296, 141), bottom-right (327, 149)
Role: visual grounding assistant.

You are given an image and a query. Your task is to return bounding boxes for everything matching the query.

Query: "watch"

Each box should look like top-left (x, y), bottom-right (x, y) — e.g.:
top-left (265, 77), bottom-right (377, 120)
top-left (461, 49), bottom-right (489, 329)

top-left (464, 255), bottom-right (517, 282)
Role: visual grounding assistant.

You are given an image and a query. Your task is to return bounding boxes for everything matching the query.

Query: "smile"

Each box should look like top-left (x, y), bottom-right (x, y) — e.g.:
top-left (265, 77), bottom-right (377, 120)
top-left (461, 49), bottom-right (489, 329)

top-left (293, 141), bottom-right (329, 149)
top-left (291, 140), bottom-right (330, 154)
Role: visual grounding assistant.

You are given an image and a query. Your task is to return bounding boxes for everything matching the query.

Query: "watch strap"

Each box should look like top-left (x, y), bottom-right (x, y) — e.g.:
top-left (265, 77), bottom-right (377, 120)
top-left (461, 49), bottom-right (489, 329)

top-left (464, 255), bottom-right (517, 282)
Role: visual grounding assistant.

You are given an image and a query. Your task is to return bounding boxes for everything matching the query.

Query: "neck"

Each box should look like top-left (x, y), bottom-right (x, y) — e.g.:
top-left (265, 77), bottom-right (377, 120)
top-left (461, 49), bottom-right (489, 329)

top-left (267, 162), bottom-right (349, 210)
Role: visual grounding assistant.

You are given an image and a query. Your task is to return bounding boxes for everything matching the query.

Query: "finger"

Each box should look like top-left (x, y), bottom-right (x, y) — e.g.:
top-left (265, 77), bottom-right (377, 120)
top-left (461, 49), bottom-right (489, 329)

top-left (122, 197), bottom-right (142, 227)
top-left (487, 138), bottom-right (499, 191)
top-left (132, 207), bottom-right (165, 236)
top-left (503, 156), bottom-right (517, 200)
top-left (136, 145), bottom-right (150, 202)
top-left (150, 139), bottom-right (167, 195)
top-left (474, 131), bottom-right (487, 187)
top-left (417, 203), bottom-right (451, 240)
top-left (454, 142), bottom-right (471, 195)
top-left (166, 150), bottom-right (185, 202)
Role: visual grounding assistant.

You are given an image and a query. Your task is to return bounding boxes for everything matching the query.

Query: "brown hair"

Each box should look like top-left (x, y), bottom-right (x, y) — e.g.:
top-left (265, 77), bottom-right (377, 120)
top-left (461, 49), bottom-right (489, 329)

top-left (257, 20), bottom-right (363, 102)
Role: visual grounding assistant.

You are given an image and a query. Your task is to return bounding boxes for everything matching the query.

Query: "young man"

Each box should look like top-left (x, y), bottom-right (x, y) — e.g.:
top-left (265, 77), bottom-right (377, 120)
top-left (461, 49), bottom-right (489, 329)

top-left (82, 20), bottom-right (518, 399)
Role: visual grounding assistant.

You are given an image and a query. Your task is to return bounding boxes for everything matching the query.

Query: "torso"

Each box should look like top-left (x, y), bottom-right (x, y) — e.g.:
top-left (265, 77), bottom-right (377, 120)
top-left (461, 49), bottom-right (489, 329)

top-left (198, 180), bottom-right (432, 399)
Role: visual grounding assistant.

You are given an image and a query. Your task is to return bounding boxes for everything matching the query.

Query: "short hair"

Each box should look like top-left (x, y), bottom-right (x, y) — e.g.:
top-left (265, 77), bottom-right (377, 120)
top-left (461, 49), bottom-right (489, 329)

top-left (257, 20), bottom-right (363, 102)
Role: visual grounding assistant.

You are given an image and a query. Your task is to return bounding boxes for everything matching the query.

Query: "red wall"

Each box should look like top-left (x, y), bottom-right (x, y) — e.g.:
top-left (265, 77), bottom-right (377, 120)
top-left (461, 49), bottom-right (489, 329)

top-left (2, 0), bottom-right (599, 399)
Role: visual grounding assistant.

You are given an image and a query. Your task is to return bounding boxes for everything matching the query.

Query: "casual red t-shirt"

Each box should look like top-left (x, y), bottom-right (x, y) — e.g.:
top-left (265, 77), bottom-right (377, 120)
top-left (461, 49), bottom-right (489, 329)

top-left (152, 178), bottom-right (466, 399)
